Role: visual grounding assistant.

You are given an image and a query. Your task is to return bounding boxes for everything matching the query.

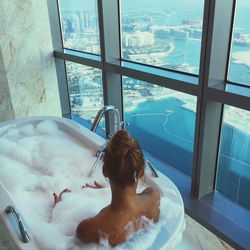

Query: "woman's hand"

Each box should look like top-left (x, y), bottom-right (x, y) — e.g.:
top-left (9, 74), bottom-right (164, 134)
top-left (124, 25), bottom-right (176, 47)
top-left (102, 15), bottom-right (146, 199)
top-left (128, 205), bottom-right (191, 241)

top-left (82, 181), bottom-right (105, 189)
top-left (53, 188), bottom-right (71, 207)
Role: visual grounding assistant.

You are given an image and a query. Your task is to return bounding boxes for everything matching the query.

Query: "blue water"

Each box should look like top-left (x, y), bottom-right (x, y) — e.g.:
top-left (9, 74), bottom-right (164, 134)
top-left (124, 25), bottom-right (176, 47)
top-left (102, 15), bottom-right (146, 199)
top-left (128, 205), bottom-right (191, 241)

top-left (217, 125), bottom-right (250, 209)
top-left (125, 97), bottom-right (250, 209)
top-left (125, 97), bottom-right (196, 175)
top-left (165, 39), bottom-right (201, 73)
top-left (122, 2), bottom-right (250, 202)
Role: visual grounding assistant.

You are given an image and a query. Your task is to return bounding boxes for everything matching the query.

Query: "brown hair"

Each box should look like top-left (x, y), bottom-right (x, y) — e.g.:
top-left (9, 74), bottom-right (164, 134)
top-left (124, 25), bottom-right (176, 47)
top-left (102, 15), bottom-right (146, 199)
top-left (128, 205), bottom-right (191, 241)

top-left (103, 130), bottom-right (145, 186)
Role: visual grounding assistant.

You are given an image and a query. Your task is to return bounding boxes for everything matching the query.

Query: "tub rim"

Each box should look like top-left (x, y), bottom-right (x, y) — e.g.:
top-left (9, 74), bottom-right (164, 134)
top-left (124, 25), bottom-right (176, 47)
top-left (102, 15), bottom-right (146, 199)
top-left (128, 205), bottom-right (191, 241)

top-left (0, 116), bottom-right (185, 250)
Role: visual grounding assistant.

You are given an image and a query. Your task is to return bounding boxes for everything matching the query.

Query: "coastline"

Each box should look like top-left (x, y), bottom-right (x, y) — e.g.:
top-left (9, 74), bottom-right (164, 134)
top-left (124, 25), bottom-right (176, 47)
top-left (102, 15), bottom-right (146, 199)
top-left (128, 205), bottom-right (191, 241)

top-left (125, 92), bottom-right (250, 140)
top-left (128, 42), bottom-right (175, 61)
top-left (124, 90), bottom-right (195, 113)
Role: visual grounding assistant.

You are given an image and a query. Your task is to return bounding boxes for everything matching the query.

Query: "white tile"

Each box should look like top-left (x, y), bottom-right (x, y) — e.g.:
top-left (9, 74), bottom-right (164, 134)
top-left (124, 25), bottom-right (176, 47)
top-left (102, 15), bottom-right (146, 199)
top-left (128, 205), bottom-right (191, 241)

top-left (172, 215), bottom-right (234, 250)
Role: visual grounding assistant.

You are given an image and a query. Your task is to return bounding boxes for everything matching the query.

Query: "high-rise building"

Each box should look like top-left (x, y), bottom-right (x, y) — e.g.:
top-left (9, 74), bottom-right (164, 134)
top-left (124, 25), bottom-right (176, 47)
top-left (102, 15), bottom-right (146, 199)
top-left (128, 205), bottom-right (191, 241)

top-left (78, 11), bottom-right (90, 31)
top-left (124, 31), bottom-right (154, 47)
top-left (61, 13), bottom-right (80, 33)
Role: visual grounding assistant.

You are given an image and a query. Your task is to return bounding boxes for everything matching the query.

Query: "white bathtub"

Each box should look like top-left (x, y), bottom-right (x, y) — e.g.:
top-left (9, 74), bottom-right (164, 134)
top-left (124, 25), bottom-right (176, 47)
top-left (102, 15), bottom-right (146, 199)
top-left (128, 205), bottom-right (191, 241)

top-left (0, 117), bottom-right (185, 250)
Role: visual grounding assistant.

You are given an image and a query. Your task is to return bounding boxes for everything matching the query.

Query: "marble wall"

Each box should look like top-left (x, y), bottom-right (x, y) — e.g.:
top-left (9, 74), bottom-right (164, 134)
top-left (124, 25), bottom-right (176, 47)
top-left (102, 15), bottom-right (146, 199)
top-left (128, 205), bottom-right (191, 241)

top-left (0, 0), bottom-right (61, 122)
top-left (0, 50), bottom-right (14, 121)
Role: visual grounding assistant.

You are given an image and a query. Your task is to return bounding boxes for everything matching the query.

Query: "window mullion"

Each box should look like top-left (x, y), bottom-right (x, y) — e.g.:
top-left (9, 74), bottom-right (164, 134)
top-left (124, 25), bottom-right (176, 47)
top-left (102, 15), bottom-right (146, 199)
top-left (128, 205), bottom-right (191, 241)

top-left (97, 0), bottom-right (123, 137)
top-left (47, 0), bottom-right (71, 117)
top-left (192, 0), bottom-right (235, 198)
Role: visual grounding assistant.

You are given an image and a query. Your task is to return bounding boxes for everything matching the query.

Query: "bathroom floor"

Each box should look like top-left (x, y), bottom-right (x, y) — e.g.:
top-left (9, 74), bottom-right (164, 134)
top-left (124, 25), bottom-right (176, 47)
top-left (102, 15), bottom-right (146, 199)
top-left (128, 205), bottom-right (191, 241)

top-left (173, 215), bottom-right (234, 250)
top-left (0, 236), bottom-right (9, 249)
top-left (0, 215), bottom-right (234, 250)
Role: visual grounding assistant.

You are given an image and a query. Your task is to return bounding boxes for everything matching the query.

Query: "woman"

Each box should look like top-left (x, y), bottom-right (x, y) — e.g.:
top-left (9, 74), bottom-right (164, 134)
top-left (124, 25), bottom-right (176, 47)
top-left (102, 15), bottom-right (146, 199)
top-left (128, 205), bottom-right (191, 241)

top-left (76, 130), bottom-right (160, 246)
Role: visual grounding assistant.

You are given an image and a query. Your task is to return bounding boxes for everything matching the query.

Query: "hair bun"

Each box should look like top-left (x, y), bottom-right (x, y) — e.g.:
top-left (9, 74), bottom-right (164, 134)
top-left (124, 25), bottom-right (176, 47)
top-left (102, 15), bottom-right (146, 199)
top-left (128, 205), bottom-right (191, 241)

top-left (107, 130), bottom-right (134, 156)
top-left (103, 130), bottom-right (145, 186)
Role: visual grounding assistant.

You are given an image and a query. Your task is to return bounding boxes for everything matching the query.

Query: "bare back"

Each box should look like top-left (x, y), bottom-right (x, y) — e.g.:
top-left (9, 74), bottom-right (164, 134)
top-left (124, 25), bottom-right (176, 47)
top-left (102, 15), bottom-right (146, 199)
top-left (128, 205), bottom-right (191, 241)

top-left (76, 187), bottom-right (160, 246)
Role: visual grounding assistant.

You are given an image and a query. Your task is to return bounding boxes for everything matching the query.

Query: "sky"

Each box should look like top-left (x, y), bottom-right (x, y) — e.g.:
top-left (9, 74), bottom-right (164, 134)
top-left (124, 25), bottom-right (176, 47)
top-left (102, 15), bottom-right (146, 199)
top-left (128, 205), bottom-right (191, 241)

top-left (59, 0), bottom-right (97, 12)
top-left (59, 0), bottom-right (250, 11)
top-left (59, 0), bottom-right (205, 12)
top-left (59, 0), bottom-right (250, 21)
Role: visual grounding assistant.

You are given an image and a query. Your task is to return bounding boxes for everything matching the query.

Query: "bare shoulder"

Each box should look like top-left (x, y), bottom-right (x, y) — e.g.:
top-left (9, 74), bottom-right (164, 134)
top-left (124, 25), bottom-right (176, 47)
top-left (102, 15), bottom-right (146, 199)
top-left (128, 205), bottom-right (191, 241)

top-left (141, 187), bottom-right (161, 206)
top-left (76, 206), bottom-right (110, 243)
top-left (139, 187), bottom-right (161, 222)
top-left (141, 186), bottom-right (160, 198)
top-left (76, 217), bottom-right (98, 243)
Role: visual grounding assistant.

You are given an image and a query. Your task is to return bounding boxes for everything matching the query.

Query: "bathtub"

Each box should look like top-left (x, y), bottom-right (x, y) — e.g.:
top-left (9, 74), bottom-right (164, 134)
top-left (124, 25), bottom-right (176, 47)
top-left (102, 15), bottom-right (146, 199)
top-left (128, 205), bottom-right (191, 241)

top-left (0, 117), bottom-right (185, 250)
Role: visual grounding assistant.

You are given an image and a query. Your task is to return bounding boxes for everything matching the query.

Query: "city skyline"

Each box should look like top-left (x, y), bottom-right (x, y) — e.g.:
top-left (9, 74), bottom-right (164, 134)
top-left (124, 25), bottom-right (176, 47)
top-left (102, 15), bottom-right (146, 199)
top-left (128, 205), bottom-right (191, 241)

top-left (59, 2), bottom-right (250, 125)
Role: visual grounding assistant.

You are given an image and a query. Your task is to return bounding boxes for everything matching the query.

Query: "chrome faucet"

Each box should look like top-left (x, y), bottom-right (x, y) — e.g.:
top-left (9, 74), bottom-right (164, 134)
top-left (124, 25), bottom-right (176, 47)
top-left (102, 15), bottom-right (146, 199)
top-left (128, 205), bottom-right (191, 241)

top-left (89, 105), bottom-right (121, 177)
top-left (90, 105), bottom-right (121, 135)
top-left (144, 158), bottom-right (158, 178)
top-left (89, 105), bottom-right (158, 178)
top-left (5, 205), bottom-right (31, 243)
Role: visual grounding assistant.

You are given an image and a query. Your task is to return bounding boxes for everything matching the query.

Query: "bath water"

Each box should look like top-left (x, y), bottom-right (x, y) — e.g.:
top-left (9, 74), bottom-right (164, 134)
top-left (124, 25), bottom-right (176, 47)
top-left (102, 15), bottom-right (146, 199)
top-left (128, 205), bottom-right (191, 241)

top-left (0, 120), bottom-right (183, 249)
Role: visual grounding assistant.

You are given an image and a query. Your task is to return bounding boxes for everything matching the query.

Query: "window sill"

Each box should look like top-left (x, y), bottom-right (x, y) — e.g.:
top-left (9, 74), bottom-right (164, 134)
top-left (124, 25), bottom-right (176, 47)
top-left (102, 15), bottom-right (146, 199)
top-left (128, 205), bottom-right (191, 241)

top-left (226, 83), bottom-right (250, 97)
top-left (64, 114), bottom-right (106, 138)
top-left (209, 82), bottom-right (250, 98)
top-left (54, 49), bottom-right (102, 69)
top-left (121, 60), bottom-right (198, 85)
top-left (207, 83), bottom-right (250, 111)
top-left (105, 59), bottom-right (199, 96)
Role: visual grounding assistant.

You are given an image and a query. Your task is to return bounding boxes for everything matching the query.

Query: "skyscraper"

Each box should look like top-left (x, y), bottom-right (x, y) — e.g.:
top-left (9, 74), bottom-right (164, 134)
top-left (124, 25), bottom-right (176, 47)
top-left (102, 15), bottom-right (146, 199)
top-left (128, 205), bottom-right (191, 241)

top-left (78, 11), bottom-right (90, 32)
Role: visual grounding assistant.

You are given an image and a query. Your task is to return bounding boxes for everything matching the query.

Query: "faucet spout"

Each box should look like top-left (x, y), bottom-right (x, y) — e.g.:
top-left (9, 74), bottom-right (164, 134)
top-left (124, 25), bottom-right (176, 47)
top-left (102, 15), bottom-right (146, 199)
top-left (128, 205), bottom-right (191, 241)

top-left (90, 105), bottom-right (121, 135)
top-left (88, 105), bottom-right (121, 177)
top-left (145, 158), bottom-right (159, 177)
top-left (89, 106), bottom-right (158, 178)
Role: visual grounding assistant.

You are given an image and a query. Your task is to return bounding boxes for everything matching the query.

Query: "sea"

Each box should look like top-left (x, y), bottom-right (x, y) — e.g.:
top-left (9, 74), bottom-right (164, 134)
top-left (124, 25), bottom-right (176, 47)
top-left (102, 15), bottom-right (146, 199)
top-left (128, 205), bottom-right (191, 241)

top-left (122, 1), bottom-right (250, 209)
top-left (125, 95), bottom-right (250, 209)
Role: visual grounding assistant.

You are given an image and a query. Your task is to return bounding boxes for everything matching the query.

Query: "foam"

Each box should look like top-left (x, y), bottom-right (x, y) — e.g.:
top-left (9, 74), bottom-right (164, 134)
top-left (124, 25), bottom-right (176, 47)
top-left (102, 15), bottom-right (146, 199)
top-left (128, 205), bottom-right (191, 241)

top-left (0, 139), bottom-right (32, 166)
top-left (0, 121), bottom-right (183, 250)
top-left (36, 120), bottom-right (60, 135)
top-left (19, 124), bottom-right (36, 137)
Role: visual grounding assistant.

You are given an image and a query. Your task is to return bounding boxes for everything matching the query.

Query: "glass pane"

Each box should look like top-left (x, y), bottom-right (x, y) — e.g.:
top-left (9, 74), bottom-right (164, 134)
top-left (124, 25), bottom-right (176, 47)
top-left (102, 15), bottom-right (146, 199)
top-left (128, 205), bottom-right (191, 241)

top-left (65, 62), bottom-right (104, 129)
top-left (121, 0), bottom-right (204, 74)
top-left (216, 106), bottom-right (250, 210)
top-left (58, 0), bottom-right (100, 54)
top-left (228, 0), bottom-right (250, 86)
top-left (123, 76), bottom-right (197, 175)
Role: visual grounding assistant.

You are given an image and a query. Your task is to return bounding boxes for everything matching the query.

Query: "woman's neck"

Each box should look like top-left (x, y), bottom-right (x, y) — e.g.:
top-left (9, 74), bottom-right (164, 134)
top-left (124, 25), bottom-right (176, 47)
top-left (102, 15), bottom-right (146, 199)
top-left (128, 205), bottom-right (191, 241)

top-left (110, 182), bottom-right (137, 210)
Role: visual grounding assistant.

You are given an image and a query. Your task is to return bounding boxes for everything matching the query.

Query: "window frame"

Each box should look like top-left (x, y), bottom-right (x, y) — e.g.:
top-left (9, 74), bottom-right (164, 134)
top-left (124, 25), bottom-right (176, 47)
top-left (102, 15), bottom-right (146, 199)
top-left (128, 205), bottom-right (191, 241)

top-left (48, 0), bottom-right (250, 248)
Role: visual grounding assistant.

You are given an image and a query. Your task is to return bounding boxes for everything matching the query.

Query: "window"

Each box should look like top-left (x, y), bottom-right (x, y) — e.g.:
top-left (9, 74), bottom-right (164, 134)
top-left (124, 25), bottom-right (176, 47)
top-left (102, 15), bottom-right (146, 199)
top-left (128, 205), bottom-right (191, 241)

top-left (65, 62), bottom-right (104, 126)
top-left (228, 0), bottom-right (250, 86)
top-left (58, 0), bottom-right (100, 54)
top-left (50, 0), bottom-right (250, 247)
top-left (121, 0), bottom-right (204, 74)
top-left (124, 77), bottom-right (196, 175)
top-left (217, 106), bottom-right (250, 209)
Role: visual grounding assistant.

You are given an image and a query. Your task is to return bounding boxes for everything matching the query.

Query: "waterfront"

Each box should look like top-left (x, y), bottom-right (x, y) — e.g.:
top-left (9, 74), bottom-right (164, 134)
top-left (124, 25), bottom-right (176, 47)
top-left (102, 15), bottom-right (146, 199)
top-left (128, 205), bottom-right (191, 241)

top-left (125, 97), bottom-right (250, 209)
top-left (59, 0), bottom-right (250, 209)
top-left (59, 0), bottom-right (250, 143)
top-left (126, 96), bottom-right (196, 175)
